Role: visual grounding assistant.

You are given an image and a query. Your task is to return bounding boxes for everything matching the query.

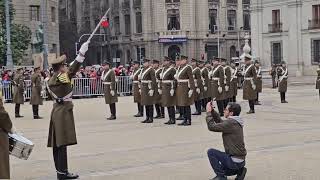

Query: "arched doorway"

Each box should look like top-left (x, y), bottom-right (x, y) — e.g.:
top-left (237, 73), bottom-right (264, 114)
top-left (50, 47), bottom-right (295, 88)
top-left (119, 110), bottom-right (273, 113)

top-left (168, 45), bottom-right (181, 61)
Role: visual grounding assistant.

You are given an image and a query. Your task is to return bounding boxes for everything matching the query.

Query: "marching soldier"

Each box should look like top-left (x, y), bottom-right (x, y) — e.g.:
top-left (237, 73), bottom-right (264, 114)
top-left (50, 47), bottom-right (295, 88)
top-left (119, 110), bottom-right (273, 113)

top-left (139, 58), bottom-right (157, 123)
top-left (191, 58), bottom-right (203, 115)
top-left (47, 41), bottom-right (89, 180)
top-left (210, 58), bottom-right (225, 116)
top-left (160, 57), bottom-right (177, 125)
top-left (0, 93), bottom-right (14, 179)
top-left (175, 55), bottom-right (195, 126)
top-left (278, 61), bottom-right (288, 103)
top-left (243, 55), bottom-right (257, 114)
top-left (255, 61), bottom-right (262, 105)
top-left (270, 64), bottom-right (277, 88)
top-left (30, 64), bottom-right (44, 119)
top-left (221, 58), bottom-right (232, 108)
top-left (229, 60), bottom-right (238, 102)
top-left (131, 61), bottom-right (143, 117)
top-left (153, 60), bottom-right (165, 119)
top-left (316, 64), bottom-right (320, 98)
top-left (101, 61), bottom-right (118, 120)
top-left (200, 60), bottom-right (211, 112)
top-left (13, 67), bottom-right (25, 118)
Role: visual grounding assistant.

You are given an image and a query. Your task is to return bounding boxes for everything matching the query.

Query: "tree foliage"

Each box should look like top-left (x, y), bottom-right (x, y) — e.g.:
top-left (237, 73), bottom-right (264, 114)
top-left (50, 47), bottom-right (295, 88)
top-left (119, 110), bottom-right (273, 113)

top-left (0, 1), bottom-right (32, 65)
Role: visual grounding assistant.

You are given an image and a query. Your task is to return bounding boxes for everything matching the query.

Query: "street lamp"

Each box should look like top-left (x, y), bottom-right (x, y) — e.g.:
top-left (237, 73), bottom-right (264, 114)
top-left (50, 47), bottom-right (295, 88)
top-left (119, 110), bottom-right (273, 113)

top-left (237, 27), bottom-right (243, 57)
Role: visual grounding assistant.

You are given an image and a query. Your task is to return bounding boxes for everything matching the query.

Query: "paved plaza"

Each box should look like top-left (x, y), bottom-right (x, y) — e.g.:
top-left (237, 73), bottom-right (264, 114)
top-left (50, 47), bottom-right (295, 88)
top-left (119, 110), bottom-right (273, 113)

top-left (3, 85), bottom-right (320, 180)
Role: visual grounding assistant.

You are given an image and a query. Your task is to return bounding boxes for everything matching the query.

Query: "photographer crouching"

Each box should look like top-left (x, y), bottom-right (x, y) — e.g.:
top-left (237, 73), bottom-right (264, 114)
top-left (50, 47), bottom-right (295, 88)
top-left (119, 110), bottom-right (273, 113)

top-left (206, 101), bottom-right (247, 180)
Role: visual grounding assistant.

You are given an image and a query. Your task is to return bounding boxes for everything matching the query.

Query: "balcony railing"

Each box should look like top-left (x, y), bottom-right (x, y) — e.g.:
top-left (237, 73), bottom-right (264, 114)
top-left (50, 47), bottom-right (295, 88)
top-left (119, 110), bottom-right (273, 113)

top-left (268, 23), bottom-right (282, 33)
top-left (208, 0), bottom-right (219, 3)
top-left (226, 0), bottom-right (237, 5)
top-left (308, 19), bottom-right (320, 30)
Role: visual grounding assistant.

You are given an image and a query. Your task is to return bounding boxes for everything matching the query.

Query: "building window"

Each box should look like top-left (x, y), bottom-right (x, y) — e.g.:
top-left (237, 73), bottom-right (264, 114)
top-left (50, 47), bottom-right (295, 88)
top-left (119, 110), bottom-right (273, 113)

top-left (168, 45), bottom-right (181, 61)
top-left (271, 42), bottom-right (282, 64)
top-left (30, 5), bottom-right (40, 21)
top-left (310, 5), bottom-right (320, 29)
top-left (230, 46), bottom-right (236, 58)
top-left (125, 15), bottom-right (131, 35)
top-left (242, 0), bottom-right (250, 4)
top-left (165, 0), bottom-right (180, 3)
top-left (51, 44), bottom-right (57, 54)
top-left (51, 7), bottom-right (56, 22)
top-left (272, 9), bottom-right (280, 25)
top-left (136, 12), bottom-right (142, 33)
top-left (207, 45), bottom-right (218, 60)
top-left (209, 9), bottom-right (218, 33)
top-left (167, 9), bottom-right (180, 30)
top-left (227, 10), bottom-right (237, 31)
top-left (114, 16), bottom-right (120, 35)
top-left (136, 46), bottom-right (145, 62)
top-left (243, 10), bottom-right (250, 30)
top-left (227, 0), bottom-right (237, 5)
top-left (311, 39), bottom-right (320, 64)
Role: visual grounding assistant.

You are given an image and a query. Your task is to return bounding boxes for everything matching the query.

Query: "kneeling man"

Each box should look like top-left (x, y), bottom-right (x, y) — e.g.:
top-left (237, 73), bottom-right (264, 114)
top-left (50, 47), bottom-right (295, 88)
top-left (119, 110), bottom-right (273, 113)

top-left (206, 102), bottom-right (247, 180)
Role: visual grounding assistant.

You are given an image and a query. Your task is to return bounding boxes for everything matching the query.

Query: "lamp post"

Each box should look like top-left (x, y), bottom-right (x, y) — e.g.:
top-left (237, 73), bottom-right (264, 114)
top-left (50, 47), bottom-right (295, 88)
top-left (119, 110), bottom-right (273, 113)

top-left (5, 0), bottom-right (13, 69)
top-left (237, 27), bottom-right (243, 57)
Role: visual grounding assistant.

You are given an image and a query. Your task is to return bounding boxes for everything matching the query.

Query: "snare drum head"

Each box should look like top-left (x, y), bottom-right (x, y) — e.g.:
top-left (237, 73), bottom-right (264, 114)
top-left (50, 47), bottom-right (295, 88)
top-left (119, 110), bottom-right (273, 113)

top-left (8, 133), bottom-right (34, 160)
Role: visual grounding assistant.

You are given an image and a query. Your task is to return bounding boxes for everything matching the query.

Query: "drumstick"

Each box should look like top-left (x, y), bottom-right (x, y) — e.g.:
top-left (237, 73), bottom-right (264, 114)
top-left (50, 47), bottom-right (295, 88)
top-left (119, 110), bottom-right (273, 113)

top-left (87, 8), bottom-right (111, 43)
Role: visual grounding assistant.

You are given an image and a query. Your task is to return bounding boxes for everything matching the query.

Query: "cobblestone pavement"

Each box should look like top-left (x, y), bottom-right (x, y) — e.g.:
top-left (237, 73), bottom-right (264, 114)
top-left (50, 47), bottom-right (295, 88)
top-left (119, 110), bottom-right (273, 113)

top-left (4, 85), bottom-right (320, 180)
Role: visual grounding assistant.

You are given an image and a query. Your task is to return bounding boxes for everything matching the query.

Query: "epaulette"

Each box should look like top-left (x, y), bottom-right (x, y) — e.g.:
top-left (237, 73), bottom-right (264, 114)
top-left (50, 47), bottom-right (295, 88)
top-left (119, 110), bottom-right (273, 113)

top-left (57, 73), bottom-right (71, 83)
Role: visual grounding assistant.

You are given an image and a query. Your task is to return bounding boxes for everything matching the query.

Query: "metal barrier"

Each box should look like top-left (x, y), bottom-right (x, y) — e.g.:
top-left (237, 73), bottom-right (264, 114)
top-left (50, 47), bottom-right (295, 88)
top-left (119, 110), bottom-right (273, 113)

top-left (1, 76), bottom-right (133, 101)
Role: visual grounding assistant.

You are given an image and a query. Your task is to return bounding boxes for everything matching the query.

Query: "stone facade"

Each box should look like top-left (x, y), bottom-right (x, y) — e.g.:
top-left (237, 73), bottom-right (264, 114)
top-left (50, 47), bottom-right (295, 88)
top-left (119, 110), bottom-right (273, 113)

top-left (59, 0), bottom-right (251, 65)
top-left (12, 0), bottom-right (60, 65)
top-left (251, 0), bottom-right (320, 76)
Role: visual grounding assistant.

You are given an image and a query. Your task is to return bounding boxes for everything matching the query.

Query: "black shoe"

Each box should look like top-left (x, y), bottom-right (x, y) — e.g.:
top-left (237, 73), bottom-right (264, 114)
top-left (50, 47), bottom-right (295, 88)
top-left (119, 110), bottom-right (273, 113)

top-left (164, 119), bottom-right (175, 125)
top-left (210, 176), bottom-right (227, 180)
top-left (134, 113), bottom-right (143, 117)
top-left (235, 167), bottom-right (247, 180)
top-left (34, 116), bottom-right (43, 119)
top-left (57, 172), bottom-right (79, 180)
top-left (141, 119), bottom-right (149, 123)
top-left (154, 115), bottom-right (162, 119)
top-left (176, 116), bottom-right (184, 120)
top-left (255, 101), bottom-right (261, 105)
top-left (15, 115), bottom-right (24, 118)
top-left (178, 120), bottom-right (191, 126)
top-left (145, 119), bottom-right (153, 123)
top-left (192, 112), bottom-right (201, 115)
top-left (161, 115), bottom-right (165, 119)
top-left (246, 110), bottom-right (255, 114)
top-left (201, 108), bottom-right (206, 112)
top-left (107, 115), bottom-right (116, 120)
top-left (281, 100), bottom-right (288, 103)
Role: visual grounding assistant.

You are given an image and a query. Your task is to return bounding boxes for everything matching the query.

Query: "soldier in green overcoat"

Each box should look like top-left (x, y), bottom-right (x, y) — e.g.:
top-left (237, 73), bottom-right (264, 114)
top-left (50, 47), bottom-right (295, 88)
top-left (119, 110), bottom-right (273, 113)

top-left (278, 61), bottom-right (288, 103)
top-left (30, 64), bottom-right (44, 119)
top-left (131, 61), bottom-right (143, 117)
top-left (12, 67), bottom-right (25, 118)
top-left (254, 61), bottom-right (262, 105)
top-left (101, 61), bottom-right (118, 120)
top-left (47, 41), bottom-right (89, 180)
top-left (191, 58), bottom-right (203, 115)
top-left (200, 60), bottom-right (211, 112)
top-left (153, 60), bottom-right (165, 119)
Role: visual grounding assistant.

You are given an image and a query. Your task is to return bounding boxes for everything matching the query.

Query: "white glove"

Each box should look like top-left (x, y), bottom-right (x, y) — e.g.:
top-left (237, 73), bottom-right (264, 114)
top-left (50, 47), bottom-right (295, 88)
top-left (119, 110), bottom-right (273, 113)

top-left (148, 90), bottom-right (154, 96)
top-left (225, 86), bottom-right (229, 92)
top-left (196, 88), bottom-right (200, 94)
top-left (218, 87), bottom-right (222, 93)
top-left (174, 74), bottom-right (178, 79)
top-left (252, 84), bottom-right (256, 90)
top-left (24, 91), bottom-right (27, 95)
top-left (204, 87), bottom-right (208, 91)
top-left (139, 89), bottom-right (141, 94)
top-left (188, 90), bottom-right (193, 98)
top-left (10, 125), bottom-right (17, 134)
top-left (170, 89), bottom-right (174, 96)
top-left (76, 41), bottom-right (90, 63)
top-left (110, 90), bottom-right (115, 96)
top-left (41, 90), bottom-right (44, 97)
top-left (158, 89), bottom-right (162, 95)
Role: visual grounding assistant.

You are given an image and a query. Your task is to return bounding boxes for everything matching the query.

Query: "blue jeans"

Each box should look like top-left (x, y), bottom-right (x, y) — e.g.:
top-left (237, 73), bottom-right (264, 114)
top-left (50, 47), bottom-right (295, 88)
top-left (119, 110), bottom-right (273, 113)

top-left (207, 148), bottom-right (245, 177)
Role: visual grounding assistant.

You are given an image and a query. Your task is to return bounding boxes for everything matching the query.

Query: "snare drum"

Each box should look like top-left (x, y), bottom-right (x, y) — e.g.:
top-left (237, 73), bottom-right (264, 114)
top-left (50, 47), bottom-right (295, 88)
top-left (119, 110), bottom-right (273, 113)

top-left (8, 133), bottom-right (34, 160)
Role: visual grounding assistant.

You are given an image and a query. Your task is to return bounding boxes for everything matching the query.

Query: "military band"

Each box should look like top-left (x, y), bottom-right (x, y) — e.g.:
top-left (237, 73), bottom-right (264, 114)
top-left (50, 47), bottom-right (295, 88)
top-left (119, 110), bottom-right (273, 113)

top-left (102, 61), bottom-right (118, 120)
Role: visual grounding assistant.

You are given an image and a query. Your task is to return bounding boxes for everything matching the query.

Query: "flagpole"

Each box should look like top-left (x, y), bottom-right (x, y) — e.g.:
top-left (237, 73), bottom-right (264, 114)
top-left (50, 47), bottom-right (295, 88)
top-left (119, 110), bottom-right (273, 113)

top-left (87, 8), bottom-right (111, 43)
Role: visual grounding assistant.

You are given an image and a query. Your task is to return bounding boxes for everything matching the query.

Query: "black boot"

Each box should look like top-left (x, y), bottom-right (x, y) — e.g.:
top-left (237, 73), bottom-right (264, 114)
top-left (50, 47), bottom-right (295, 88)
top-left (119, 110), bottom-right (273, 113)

top-left (15, 104), bottom-right (23, 118)
top-left (192, 101), bottom-right (201, 115)
top-left (164, 107), bottom-right (175, 125)
top-left (145, 106), bottom-right (154, 123)
top-left (160, 106), bottom-right (165, 118)
top-left (247, 100), bottom-right (255, 114)
top-left (154, 104), bottom-right (162, 119)
top-left (107, 103), bottom-right (117, 120)
top-left (54, 146), bottom-right (79, 180)
top-left (33, 105), bottom-right (43, 119)
top-left (134, 103), bottom-right (143, 117)
top-left (216, 100), bottom-right (224, 116)
top-left (235, 167), bottom-right (247, 180)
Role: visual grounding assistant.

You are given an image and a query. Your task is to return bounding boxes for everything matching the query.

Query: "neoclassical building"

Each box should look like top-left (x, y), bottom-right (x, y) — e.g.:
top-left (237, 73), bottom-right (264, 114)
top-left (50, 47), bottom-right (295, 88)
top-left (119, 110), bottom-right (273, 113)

top-left (251, 0), bottom-right (320, 76)
top-left (59, 0), bottom-right (251, 65)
